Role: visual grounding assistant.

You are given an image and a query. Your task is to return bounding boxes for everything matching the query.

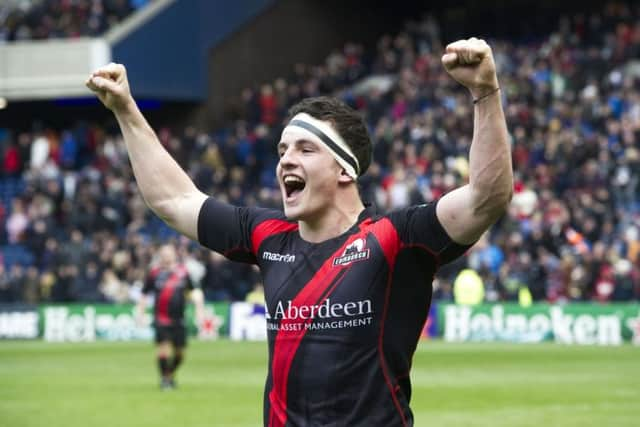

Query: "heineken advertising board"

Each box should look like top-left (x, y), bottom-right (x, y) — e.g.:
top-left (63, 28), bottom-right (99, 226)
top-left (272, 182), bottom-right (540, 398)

top-left (3, 303), bottom-right (640, 345)
top-left (37, 303), bottom-right (229, 342)
top-left (0, 304), bottom-right (39, 339)
top-left (438, 303), bottom-right (640, 345)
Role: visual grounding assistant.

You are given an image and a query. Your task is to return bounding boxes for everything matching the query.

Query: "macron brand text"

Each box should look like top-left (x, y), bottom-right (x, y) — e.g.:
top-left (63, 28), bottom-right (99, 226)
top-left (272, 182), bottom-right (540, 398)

top-left (262, 251), bottom-right (296, 263)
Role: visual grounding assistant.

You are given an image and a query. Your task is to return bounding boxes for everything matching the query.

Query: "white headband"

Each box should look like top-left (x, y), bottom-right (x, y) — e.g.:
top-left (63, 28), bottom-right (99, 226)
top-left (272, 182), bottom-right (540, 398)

top-left (284, 112), bottom-right (360, 179)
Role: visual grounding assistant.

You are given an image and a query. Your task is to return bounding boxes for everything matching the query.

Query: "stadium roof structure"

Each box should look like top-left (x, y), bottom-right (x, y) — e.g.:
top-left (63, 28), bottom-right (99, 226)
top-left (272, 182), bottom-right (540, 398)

top-left (0, 0), bottom-right (274, 102)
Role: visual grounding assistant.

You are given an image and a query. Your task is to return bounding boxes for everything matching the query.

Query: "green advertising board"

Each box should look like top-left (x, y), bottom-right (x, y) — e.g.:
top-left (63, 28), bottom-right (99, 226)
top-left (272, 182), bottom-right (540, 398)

top-left (437, 303), bottom-right (640, 345)
top-left (8, 302), bottom-right (640, 345)
top-left (38, 303), bottom-right (229, 342)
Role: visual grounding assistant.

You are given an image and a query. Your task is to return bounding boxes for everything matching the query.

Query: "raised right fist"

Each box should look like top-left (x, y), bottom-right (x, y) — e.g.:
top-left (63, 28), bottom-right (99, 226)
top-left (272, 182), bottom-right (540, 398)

top-left (85, 62), bottom-right (134, 113)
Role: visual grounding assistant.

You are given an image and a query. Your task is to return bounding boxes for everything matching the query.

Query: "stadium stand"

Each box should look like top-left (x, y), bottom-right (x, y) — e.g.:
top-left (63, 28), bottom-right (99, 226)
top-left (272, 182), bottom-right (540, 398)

top-left (0, 0), bottom-right (149, 41)
top-left (0, 1), bottom-right (639, 305)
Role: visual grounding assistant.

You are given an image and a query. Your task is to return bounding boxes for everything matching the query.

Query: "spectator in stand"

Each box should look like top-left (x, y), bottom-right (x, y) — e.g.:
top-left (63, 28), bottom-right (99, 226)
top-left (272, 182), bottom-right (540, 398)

top-left (3, 141), bottom-right (22, 178)
top-left (0, 0), bottom-right (143, 41)
top-left (5, 198), bottom-right (29, 244)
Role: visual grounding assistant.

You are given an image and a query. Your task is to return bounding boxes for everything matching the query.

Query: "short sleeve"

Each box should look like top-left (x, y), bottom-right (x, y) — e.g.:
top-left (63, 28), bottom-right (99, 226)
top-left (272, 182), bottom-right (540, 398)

top-left (387, 200), bottom-right (472, 266)
top-left (197, 197), bottom-right (287, 264)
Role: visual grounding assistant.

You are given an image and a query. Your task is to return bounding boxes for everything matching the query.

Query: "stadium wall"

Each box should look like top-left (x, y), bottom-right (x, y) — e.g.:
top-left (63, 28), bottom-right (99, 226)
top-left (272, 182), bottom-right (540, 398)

top-left (111, 0), bottom-right (276, 101)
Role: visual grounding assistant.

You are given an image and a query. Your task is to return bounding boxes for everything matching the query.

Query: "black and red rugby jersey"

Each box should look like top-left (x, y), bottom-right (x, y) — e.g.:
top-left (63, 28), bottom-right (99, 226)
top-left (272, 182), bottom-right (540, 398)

top-left (198, 197), bottom-right (469, 427)
top-left (143, 264), bottom-right (194, 327)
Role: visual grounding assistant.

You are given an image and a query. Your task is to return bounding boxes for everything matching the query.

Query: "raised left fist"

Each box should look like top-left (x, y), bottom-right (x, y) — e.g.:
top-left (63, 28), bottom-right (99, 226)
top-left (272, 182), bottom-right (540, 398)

top-left (442, 37), bottom-right (498, 98)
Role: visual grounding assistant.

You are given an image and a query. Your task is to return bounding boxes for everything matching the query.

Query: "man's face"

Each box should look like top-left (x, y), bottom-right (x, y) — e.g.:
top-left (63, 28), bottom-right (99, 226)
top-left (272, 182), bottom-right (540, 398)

top-left (158, 245), bottom-right (177, 269)
top-left (276, 125), bottom-right (344, 221)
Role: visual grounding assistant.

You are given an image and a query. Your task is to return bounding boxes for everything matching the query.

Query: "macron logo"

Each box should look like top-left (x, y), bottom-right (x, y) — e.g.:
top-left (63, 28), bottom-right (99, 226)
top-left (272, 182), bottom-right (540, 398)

top-left (263, 251), bottom-right (296, 263)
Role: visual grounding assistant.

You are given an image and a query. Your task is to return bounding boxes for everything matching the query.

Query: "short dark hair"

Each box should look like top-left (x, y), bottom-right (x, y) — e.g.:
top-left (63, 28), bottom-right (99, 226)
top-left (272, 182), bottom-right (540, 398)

top-left (286, 96), bottom-right (372, 176)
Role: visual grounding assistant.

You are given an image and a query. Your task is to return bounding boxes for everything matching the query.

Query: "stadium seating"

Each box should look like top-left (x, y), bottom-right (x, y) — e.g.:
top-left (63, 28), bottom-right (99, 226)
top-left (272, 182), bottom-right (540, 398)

top-left (0, 0), bottom-right (144, 41)
top-left (0, 1), bottom-right (639, 304)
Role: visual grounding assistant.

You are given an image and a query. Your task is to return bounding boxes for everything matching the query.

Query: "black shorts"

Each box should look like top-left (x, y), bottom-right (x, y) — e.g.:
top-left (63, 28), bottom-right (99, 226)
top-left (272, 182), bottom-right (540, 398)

top-left (154, 324), bottom-right (187, 348)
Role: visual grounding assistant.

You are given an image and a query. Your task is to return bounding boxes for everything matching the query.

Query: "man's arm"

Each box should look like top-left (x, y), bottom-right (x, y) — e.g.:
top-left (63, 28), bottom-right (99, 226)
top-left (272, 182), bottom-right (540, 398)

top-left (436, 38), bottom-right (513, 245)
top-left (135, 288), bottom-right (149, 327)
top-left (190, 288), bottom-right (206, 327)
top-left (86, 63), bottom-right (206, 240)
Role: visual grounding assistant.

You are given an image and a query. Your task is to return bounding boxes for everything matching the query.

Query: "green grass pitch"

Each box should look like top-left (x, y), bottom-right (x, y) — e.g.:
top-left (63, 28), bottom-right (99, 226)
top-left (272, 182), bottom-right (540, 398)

top-left (1, 340), bottom-right (638, 426)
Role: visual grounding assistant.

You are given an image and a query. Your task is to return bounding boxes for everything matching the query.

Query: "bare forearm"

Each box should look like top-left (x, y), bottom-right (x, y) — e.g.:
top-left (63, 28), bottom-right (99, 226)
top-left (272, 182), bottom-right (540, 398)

top-left (136, 296), bottom-right (147, 317)
top-left (436, 39), bottom-right (513, 244)
top-left (86, 63), bottom-right (205, 238)
top-left (114, 105), bottom-right (199, 222)
top-left (468, 92), bottom-right (513, 218)
top-left (191, 288), bottom-right (206, 321)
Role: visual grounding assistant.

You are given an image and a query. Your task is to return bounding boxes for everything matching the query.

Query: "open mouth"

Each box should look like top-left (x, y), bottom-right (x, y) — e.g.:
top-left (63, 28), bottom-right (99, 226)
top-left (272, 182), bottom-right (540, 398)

top-left (283, 175), bottom-right (306, 199)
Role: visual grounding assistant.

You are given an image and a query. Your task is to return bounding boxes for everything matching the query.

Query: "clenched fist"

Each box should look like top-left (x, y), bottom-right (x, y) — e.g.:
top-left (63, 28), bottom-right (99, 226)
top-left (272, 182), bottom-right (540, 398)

top-left (85, 62), bottom-right (134, 113)
top-left (442, 38), bottom-right (499, 99)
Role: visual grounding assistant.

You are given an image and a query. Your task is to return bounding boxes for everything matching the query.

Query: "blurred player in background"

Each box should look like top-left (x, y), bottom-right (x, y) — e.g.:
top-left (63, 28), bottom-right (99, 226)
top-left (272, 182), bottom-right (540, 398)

top-left (88, 37), bottom-right (512, 425)
top-left (136, 243), bottom-right (205, 390)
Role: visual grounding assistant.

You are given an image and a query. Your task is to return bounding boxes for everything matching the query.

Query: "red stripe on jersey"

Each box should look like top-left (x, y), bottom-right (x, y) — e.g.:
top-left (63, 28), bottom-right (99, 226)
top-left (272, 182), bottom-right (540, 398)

top-left (251, 219), bottom-right (298, 256)
top-left (267, 232), bottom-right (362, 427)
top-left (369, 218), bottom-right (401, 266)
top-left (369, 218), bottom-right (408, 426)
top-left (155, 268), bottom-right (185, 326)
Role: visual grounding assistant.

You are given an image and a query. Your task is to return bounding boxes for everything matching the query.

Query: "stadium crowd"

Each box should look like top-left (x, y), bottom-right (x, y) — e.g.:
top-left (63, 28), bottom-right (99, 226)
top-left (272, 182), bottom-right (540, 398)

top-left (0, 0), bottom-right (151, 41)
top-left (1, 1), bottom-right (640, 305)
